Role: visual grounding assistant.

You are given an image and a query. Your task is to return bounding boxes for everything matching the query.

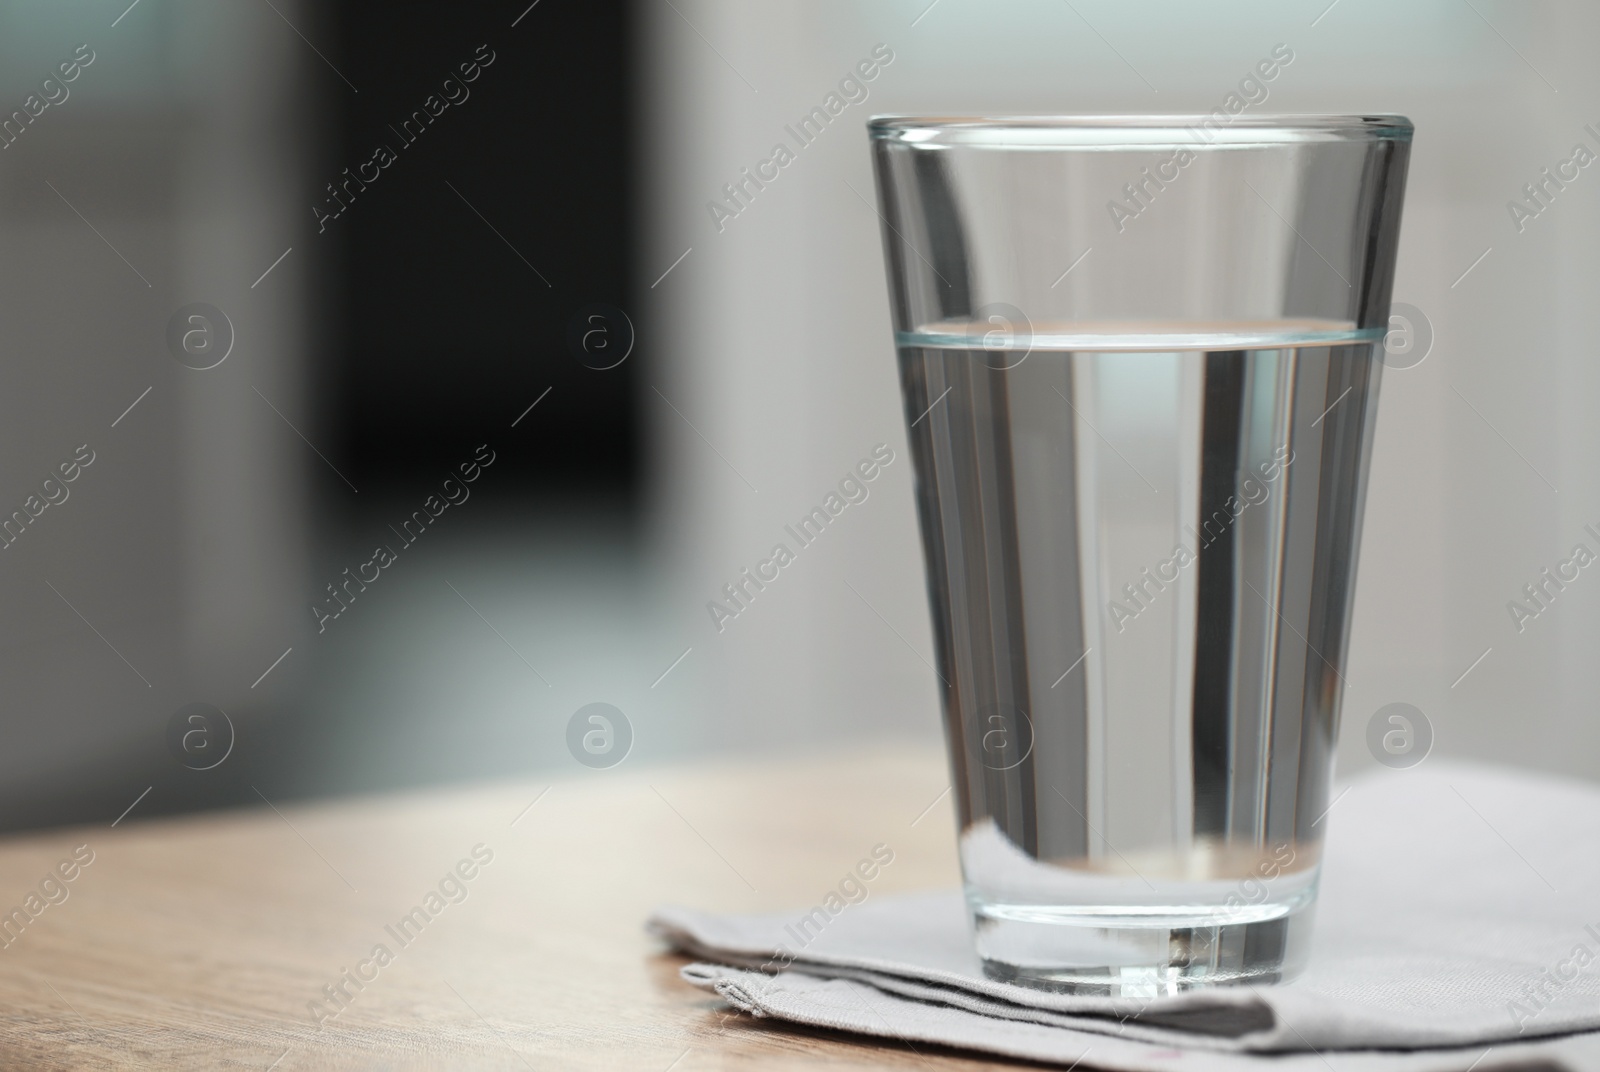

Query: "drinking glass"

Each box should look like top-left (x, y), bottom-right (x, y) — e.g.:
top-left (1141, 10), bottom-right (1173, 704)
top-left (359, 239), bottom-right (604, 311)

top-left (868, 115), bottom-right (1411, 993)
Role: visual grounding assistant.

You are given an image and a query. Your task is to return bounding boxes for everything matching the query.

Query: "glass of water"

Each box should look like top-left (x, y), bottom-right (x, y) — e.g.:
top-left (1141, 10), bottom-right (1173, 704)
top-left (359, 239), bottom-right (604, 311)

top-left (868, 116), bottom-right (1411, 993)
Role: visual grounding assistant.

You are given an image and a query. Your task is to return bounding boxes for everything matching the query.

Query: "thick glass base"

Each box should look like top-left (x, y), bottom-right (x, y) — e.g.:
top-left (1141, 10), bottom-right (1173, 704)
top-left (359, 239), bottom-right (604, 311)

top-left (972, 897), bottom-right (1316, 996)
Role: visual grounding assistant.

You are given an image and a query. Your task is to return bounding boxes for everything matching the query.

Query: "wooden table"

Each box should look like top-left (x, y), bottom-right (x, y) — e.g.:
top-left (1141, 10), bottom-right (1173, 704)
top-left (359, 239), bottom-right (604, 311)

top-left (0, 747), bottom-right (1026, 1070)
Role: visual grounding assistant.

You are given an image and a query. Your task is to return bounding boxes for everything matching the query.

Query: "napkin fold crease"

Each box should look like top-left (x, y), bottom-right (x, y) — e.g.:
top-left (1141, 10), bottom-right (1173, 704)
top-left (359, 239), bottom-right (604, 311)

top-left (650, 761), bottom-right (1600, 1070)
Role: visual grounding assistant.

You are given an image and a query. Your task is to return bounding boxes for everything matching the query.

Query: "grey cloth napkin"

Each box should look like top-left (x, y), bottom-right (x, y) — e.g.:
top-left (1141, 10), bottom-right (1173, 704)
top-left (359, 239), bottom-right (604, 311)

top-left (650, 761), bottom-right (1600, 1069)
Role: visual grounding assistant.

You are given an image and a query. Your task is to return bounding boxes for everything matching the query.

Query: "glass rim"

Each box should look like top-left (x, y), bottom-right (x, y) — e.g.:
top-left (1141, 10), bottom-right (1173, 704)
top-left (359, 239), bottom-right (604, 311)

top-left (868, 114), bottom-right (1413, 147)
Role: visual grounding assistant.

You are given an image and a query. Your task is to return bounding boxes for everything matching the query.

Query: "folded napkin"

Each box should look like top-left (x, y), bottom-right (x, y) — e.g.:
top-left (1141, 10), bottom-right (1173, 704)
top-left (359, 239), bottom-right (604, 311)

top-left (651, 761), bottom-right (1600, 1070)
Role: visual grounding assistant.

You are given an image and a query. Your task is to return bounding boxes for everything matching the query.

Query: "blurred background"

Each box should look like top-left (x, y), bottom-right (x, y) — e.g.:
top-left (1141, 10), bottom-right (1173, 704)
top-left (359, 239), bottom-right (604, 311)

top-left (0, 0), bottom-right (1596, 833)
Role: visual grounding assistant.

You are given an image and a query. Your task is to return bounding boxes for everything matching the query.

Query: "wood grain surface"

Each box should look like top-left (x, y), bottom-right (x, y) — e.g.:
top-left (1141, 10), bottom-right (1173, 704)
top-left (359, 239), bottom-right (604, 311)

top-left (0, 747), bottom-right (1030, 1070)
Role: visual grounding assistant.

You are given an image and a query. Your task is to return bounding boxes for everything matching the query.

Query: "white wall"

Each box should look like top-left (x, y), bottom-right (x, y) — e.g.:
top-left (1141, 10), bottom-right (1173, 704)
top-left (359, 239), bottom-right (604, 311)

top-left (0, 0), bottom-right (310, 794)
top-left (645, 0), bottom-right (1600, 780)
